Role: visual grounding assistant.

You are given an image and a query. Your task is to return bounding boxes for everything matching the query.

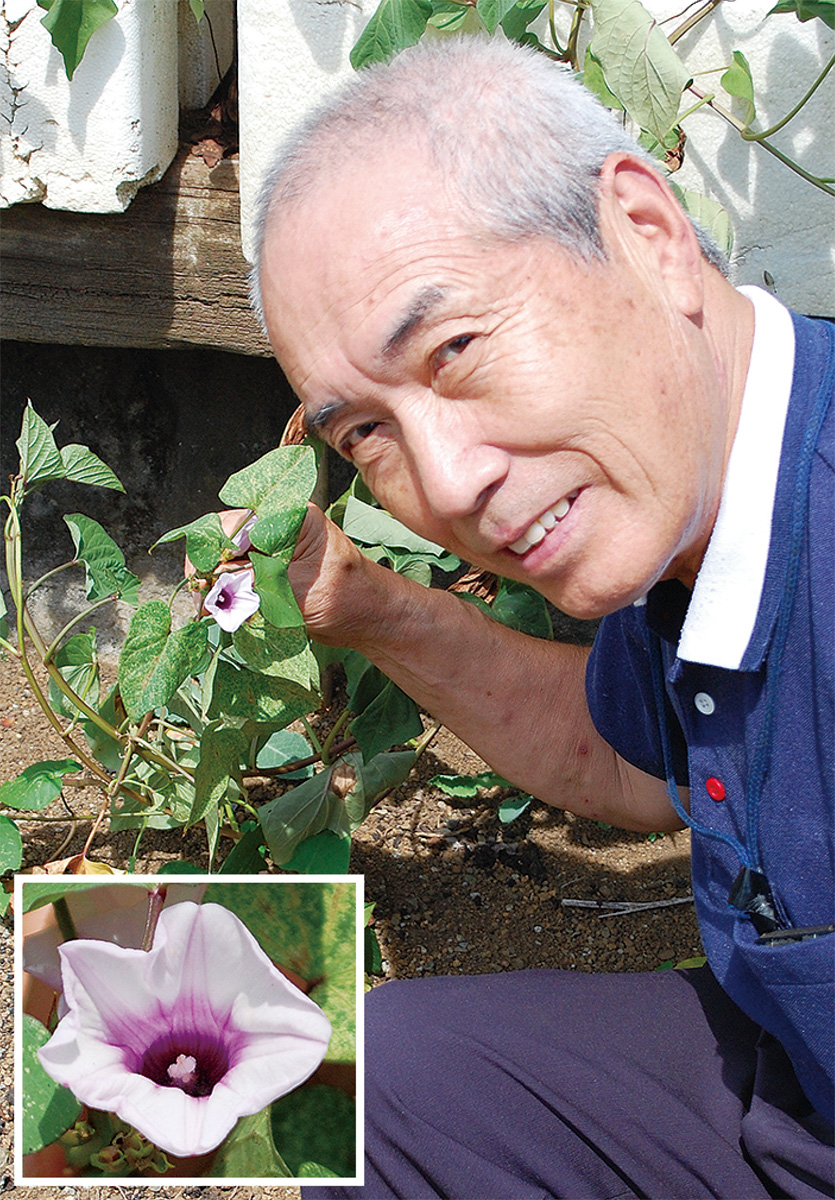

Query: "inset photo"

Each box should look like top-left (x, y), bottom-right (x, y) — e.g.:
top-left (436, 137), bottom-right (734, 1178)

top-left (16, 874), bottom-right (362, 1186)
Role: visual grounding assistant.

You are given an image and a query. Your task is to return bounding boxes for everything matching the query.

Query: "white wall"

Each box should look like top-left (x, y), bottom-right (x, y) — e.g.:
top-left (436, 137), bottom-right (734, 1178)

top-left (237, 0), bottom-right (835, 316)
top-left (0, 0), bottom-right (179, 212)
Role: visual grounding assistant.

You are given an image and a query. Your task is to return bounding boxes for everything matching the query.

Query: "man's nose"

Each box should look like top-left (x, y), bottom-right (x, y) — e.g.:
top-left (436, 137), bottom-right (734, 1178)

top-left (404, 409), bottom-right (507, 521)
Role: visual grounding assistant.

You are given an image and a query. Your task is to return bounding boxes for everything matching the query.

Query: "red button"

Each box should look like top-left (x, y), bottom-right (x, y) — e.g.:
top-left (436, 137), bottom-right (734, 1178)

top-left (705, 777), bottom-right (726, 802)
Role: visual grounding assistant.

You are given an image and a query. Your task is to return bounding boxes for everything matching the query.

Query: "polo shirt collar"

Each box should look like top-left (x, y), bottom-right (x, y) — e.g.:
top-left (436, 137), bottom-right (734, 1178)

top-left (676, 286), bottom-right (796, 670)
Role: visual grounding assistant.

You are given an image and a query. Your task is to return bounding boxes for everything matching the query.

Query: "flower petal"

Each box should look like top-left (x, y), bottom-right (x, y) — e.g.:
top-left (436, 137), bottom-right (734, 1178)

top-left (37, 901), bottom-right (332, 1158)
top-left (203, 570), bottom-right (260, 632)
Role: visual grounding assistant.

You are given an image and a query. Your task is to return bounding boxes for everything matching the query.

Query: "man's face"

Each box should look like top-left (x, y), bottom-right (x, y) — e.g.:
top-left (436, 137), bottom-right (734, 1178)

top-left (260, 152), bottom-right (729, 619)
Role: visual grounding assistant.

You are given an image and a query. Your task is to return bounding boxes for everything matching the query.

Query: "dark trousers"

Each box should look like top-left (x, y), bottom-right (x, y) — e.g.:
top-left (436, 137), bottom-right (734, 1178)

top-left (305, 965), bottom-right (834, 1199)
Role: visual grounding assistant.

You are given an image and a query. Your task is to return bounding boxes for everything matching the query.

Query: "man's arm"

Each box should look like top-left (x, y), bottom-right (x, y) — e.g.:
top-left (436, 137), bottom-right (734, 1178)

top-left (290, 506), bottom-right (686, 834)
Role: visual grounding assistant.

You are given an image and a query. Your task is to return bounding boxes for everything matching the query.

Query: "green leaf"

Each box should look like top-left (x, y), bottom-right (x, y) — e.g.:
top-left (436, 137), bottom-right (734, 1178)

top-left (48, 629), bottom-right (100, 719)
top-left (258, 771), bottom-right (351, 865)
top-left (476, 0), bottom-right (520, 32)
top-left (588, 0), bottom-right (689, 140)
top-left (497, 794), bottom-right (532, 823)
top-left (342, 749), bottom-right (417, 830)
top-left (0, 815), bottom-right (23, 874)
top-left (21, 1013), bottom-right (83, 1154)
top-left (271, 1085), bottom-right (356, 1178)
top-left (219, 446), bottom-right (318, 555)
top-left (189, 0), bottom-right (206, 20)
top-left (256, 729), bottom-right (315, 777)
top-left (350, 679), bottom-right (423, 762)
top-left (210, 1106), bottom-right (291, 1178)
top-left (16, 402), bottom-right (63, 490)
top-left (118, 602), bottom-right (208, 722)
top-left (59, 443), bottom-right (124, 492)
top-left (202, 880), bottom-right (358, 1063)
top-left (63, 514), bottom-right (140, 605)
top-left (0, 759), bottom-right (82, 811)
top-left (350, 0), bottom-right (432, 67)
top-left (207, 659), bottom-right (319, 726)
top-left (427, 1), bottom-right (471, 32)
top-left (251, 551), bottom-right (306, 628)
top-left (219, 824), bottom-right (269, 873)
top-left (81, 685), bottom-right (124, 774)
top-left (281, 829), bottom-right (352, 874)
top-left (721, 50), bottom-right (756, 126)
top-left (154, 513), bottom-right (235, 574)
top-left (769, 0), bottom-right (834, 26)
top-left (156, 860), bottom-right (205, 874)
top-left (233, 611), bottom-right (319, 688)
top-left (492, 579), bottom-right (553, 639)
top-left (583, 46), bottom-right (624, 109)
top-left (669, 184), bottom-right (734, 258)
top-left (0, 589), bottom-right (8, 642)
top-left (37, 0), bottom-right (118, 81)
top-left (429, 769), bottom-right (510, 798)
top-left (20, 879), bottom-right (147, 913)
top-left (191, 723), bottom-right (248, 824)
top-left (343, 496), bottom-right (448, 557)
top-left (500, 0), bottom-right (546, 40)
top-left (365, 921), bottom-right (383, 975)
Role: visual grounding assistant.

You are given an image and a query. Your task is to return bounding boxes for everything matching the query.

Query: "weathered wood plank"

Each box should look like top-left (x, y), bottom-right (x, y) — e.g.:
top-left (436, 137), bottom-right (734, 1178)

top-left (1, 147), bottom-right (272, 357)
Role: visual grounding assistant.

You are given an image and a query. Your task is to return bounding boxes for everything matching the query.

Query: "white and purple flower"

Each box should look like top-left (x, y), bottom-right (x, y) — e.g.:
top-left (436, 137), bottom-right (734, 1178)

top-left (203, 568), bottom-right (260, 632)
top-left (37, 901), bottom-right (331, 1158)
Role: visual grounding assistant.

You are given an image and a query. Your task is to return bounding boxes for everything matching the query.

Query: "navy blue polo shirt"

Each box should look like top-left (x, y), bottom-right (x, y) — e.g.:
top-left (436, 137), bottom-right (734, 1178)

top-left (586, 295), bottom-right (834, 1121)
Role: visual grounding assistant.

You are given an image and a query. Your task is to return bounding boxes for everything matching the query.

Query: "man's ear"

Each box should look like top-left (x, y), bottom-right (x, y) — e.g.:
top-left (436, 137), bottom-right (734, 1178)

top-left (598, 153), bottom-right (705, 317)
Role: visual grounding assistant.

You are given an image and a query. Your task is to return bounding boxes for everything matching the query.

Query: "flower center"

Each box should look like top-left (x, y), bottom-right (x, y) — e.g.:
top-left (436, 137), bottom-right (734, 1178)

top-left (140, 1032), bottom-right (230, 1098)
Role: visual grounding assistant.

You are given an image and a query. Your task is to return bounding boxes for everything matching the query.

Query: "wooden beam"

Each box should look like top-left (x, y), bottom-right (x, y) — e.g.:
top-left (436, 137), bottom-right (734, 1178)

top-left (1, 147), bottom-right (272, 358)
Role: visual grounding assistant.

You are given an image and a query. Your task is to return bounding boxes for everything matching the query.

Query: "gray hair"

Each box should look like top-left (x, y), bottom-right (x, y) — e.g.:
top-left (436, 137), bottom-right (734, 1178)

top-left (250, 36), bottom-right (727, 328)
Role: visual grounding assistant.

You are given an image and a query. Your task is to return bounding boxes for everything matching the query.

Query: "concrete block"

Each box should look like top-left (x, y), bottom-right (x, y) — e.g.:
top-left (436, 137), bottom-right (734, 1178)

top-left (237, 0), bottom-right (377, 262)
top-left (237, 0), bottom-right (833, 316)
top-left (0, 0), bottom-right (179, 212)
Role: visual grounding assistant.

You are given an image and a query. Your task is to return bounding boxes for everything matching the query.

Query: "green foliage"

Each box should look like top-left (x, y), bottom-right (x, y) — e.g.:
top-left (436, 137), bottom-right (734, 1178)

top-left (36, 0), bottom-right (118, 82)
top-left (0, 759), bottom-right (82, 811)
top-left (350, 0), bottom-right (433, 69)
top-left (721, 50), bottom-right (756, 127)
top-left (769, 0), bottom-right (834, 27)
top-left (271, 1085), bottom-right (357, 1178)
top-left (209, 1108), bottom-right (292, 1178)
top-left (21, 1014), bottom-right (84, 1154)
top-left (64, 514), bottom-right (140, 604)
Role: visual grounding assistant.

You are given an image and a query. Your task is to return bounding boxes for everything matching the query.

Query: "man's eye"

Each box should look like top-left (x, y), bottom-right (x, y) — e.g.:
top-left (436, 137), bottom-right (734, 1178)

top-left (342, 422), bottom-right (379, 450)
top-left (434, 334), bottom-right (474, 370)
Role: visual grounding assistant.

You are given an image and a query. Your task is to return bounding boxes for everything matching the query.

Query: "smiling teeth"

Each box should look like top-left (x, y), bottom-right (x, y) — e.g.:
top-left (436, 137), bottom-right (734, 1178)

top-left (509, 492), bottom-right (577, 555)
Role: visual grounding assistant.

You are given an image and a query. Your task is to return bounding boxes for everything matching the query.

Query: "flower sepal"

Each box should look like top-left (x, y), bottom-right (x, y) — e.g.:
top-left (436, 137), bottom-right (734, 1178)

top-left (60, 1111), bottom-right (172, 1177)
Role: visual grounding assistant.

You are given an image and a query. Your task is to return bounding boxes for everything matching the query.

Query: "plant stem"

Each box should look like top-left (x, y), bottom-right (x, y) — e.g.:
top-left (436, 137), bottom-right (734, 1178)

top-left (52, 897), bottom-right (79, 942)
top-left (741, 52), bottom-right (835, 142)
top-left (44, 595), bottom-right (115, 664)
top-left (140, 885), bottom-right (168, 951)
top-left (566, 0), bottom-right (587, 70)
top-left (24, 559), bottom-right (78, 601)
top-left (321, 708), bottom-right (353, 766)
top-left (686, 83), bottom-right (835, 197)
top-left (667, 0), bottom-right (723, 46)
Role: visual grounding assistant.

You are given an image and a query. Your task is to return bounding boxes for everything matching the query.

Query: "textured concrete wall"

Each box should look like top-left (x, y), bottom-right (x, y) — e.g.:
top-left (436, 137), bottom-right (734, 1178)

top-left (0, 0), bottom-right (179, 211)
top-left (237, 0), bottom-right (834, 316)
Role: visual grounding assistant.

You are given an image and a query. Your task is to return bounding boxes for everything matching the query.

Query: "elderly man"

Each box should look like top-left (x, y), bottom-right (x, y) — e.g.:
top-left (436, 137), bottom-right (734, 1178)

top-left (251, 37), bottom-right (833, 1199)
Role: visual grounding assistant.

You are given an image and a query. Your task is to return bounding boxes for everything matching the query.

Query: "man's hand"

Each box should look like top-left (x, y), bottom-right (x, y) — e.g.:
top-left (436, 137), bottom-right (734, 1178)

top-left (287, 504), bottom-right (373, 647)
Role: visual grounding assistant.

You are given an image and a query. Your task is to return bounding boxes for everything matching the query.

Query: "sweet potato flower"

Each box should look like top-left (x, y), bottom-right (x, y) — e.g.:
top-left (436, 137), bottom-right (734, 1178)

top-left (37, 901), bottom-right (331, 1158)
top-left (203, 568), bottom-right (260, 632)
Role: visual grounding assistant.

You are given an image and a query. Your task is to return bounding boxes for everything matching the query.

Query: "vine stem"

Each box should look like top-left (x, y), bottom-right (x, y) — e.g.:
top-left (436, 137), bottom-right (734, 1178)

top-left (52, 897), bottom-right (79, 942)
top-left (44, 595), bottom-right (116, 664)
top-left (667, 0), bottom-right (723, 46)
top-left (686, 83), bottom-right (835, 197)
top-left (740, 52), bottom-right (835, 143)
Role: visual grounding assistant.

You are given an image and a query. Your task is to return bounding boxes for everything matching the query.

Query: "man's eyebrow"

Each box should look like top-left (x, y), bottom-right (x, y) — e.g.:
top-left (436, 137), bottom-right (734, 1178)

top-left (305, 400), bottom-right (346, 436)
top-left (381, 285), bottom-right (447, 360)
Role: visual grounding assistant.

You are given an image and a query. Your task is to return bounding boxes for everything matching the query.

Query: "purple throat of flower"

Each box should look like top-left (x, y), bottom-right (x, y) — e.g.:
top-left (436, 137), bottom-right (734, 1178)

top-left (140, 1031), bottom-right (231, 1098)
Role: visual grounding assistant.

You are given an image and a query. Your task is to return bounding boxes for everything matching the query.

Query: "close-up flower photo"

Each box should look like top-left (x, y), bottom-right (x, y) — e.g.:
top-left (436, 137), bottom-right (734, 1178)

top-left (17, 877), bottom-right (360, 1184)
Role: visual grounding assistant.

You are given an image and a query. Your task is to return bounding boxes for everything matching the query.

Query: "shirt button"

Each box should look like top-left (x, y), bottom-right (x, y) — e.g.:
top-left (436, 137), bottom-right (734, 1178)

top-left (705, 777), bottom-right (726, 802)
top-left (694, 692), bottom-right (715, 715)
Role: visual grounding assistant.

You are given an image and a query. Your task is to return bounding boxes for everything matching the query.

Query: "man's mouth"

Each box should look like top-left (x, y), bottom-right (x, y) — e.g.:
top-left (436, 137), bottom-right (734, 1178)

top-left (507, 490), bottom-right (579, 556)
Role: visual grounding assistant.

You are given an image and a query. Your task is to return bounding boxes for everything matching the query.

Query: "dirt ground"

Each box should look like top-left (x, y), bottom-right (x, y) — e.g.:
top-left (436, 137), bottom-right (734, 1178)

top-left (0, 652), bottom-right (703, 1197)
